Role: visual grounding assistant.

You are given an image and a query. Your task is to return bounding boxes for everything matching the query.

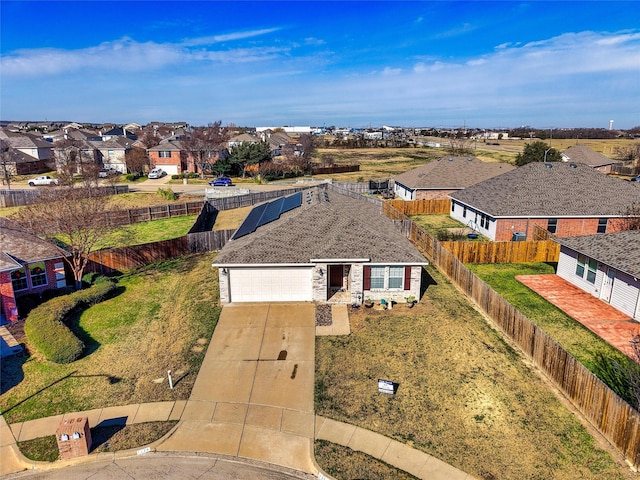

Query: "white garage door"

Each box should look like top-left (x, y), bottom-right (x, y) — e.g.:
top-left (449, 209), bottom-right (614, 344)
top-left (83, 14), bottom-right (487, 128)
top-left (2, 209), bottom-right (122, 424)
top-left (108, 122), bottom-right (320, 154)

top-left (229, 267), bottom-right (312, 302)
top-left (156, 164), bottom-right (179, 175)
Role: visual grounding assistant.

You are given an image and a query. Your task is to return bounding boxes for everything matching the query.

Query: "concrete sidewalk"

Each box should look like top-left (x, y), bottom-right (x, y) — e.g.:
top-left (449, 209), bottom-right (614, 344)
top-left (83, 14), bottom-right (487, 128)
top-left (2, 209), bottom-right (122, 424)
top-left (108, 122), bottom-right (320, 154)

top-left (1, 303), bottom-right (475, 479)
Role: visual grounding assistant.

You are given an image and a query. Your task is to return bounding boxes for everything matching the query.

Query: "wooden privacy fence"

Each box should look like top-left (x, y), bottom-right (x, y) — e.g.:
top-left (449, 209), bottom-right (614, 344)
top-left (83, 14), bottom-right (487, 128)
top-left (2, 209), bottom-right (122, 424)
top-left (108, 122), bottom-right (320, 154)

top-left (0, 185), bottom-right (129, 208)
top-left (440, 239), bottom-right (560, 264)
top-left (386, 198), bottom-right (452, 215)
top-left (187, 229), bottom-right (235, 252)
top-left (380, 201), bottom-right (640, 467)
top-left (103, 201), bottom-right (204, 227)
top-left (431, 242), bottom-right (640, 468)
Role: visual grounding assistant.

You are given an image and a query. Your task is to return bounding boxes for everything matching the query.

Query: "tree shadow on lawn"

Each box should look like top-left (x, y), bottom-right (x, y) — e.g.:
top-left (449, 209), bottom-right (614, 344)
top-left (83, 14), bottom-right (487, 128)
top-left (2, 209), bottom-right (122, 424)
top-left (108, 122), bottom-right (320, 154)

top-left (0, 351), bottom-right (26, 395)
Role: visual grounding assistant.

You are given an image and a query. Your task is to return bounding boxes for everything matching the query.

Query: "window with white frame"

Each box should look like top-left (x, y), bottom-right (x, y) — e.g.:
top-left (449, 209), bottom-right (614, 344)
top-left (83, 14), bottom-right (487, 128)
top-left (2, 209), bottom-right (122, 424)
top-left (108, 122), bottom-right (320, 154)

top-left (586, 258), bottom-right (597, 284)
top-left (388, 266), bottom-right (404, 289)
top-left (30, 262), bottom-right (47, 287)
top-left (576, 254), bottom-right (586, 277)
top-left (11, 267), bottom-right (28, 291)
top-left (370, 266), bottom-right (385, 289)
top-left (158, 151), bottom-right (172, 158)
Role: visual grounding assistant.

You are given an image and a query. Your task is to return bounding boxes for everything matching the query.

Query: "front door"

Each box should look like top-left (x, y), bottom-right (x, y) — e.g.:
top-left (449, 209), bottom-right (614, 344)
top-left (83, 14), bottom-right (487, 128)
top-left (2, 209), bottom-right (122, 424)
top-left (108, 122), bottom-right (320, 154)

top-left (600, 267), bottom-right (615, 303)
top-left (329, 265), bottom-right (343, 290)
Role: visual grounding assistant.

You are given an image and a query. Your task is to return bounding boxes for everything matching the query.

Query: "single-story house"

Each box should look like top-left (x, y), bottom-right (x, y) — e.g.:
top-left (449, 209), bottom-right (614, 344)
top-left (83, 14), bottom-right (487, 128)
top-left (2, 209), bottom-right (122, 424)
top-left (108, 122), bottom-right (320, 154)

top-left (0, 218), bottom-right (69, 322)
top-left (213, 187), bottom-right (427, 304)
top-left (449, 162), bottom-right (640, 241)
top-left (392, 156), bottom-right (514, 200)
top-left (555, 231), bottom-right (640, 321)
top-left (561, 145), bottom-right (620, 174)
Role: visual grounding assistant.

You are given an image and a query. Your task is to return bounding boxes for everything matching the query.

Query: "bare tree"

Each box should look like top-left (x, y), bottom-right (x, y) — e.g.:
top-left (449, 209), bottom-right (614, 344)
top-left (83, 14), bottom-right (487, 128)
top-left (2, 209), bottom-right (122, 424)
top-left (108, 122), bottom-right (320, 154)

top-left (0, 139), bottom-right (14, 189)
top-left (140, 130), bottom-right (162, 149)
top-left (125, 147), bottom-right (149, 175)
top-left (14, 186), bottom-right (113, 289)
top-left (182, 121), bottom-right (230, 178)
top-left (614, 143), bottom-right (640, 166)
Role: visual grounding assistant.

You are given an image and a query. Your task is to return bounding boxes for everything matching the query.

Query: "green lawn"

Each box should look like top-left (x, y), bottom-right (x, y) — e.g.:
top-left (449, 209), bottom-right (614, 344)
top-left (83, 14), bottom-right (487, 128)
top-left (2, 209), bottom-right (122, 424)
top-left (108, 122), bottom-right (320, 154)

top-left (0, 254), bottom-right (220, 424)
top-left (468, 263), bottom-right (632, 374)
top-left (95, 215), bottom-right (198, 249)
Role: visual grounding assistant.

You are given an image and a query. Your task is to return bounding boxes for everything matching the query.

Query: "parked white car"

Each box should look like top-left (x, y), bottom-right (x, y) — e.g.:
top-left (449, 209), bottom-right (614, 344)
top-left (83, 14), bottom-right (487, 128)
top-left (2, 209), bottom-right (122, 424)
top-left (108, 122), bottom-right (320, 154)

top-left (148, 168), bottom-right (166, 179)
top-left (28, 175), bottom-right (59, 186)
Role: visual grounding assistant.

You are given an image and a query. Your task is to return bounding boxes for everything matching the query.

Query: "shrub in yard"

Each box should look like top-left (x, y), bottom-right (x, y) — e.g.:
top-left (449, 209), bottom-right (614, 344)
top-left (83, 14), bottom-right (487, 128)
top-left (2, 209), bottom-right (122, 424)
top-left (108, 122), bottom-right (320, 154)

top-left (157, 187), bottom-right (177, 200)
top-left (171, 174), bottom-right (180, 180)
top-left (25, 280), bottom-right (117, 364)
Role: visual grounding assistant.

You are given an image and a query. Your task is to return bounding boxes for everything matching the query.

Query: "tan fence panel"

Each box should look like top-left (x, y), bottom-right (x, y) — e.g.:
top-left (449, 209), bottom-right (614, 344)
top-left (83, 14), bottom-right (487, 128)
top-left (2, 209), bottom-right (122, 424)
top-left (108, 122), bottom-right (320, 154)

top-left (386, 199), bottom-right (451, 215)
top-left (440, 240), bottom-right (560, 264)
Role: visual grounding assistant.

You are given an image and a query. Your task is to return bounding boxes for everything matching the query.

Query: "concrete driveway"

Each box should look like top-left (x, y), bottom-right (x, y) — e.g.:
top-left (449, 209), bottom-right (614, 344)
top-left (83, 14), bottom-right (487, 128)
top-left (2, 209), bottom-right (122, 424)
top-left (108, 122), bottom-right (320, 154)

top-left (158, 303), bottom-right (318, 474)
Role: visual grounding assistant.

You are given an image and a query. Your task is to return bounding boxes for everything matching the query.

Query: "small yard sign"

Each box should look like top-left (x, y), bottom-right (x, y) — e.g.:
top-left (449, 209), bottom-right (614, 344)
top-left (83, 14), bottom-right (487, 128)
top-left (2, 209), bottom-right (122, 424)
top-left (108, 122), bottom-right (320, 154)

top-left (378, 379), bottom-right (397, 395)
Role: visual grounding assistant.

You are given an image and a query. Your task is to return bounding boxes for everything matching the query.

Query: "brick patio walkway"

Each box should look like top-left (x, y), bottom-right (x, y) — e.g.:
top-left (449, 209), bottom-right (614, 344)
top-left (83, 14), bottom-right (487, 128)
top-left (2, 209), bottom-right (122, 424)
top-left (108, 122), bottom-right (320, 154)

top-left (516, 274), bottom-right (640, 360)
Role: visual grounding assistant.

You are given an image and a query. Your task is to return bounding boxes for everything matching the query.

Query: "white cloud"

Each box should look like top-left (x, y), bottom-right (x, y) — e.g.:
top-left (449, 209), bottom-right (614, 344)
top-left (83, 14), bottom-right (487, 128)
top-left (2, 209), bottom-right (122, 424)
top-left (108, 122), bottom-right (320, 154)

top-left (180, 28), bottom-right (281, 47)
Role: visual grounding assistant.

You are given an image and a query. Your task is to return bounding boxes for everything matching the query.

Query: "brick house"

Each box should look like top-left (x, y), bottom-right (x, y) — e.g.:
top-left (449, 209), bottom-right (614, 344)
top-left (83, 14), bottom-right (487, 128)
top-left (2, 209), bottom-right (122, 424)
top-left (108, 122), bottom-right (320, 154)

top-left (392, 156), bottom-right (514, 200)
top-left (561, 144), bottom-right (620, 174)
top-left (214, 187), bottom-right (427, 304)
top-left (449, 162), bottom-right (640, 241)
top-left (0, 218), bottom-right (69, 322)
top-left (147, 140), bottom-right (187, 175)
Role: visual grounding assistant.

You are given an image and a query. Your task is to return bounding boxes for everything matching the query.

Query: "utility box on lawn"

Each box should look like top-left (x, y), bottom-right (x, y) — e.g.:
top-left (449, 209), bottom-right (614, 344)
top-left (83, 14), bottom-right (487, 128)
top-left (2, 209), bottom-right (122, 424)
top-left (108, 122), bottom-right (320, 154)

top-left (56, 417), bottom-right (92, 459)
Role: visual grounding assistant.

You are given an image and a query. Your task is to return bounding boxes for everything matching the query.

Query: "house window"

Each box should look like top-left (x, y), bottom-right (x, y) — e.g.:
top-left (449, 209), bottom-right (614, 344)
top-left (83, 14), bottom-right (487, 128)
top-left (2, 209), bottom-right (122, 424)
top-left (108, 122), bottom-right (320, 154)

top-left (158, 151), bottom-right (172, 158)
top-left (370, 266), bottom-right (385, 289)
top-left (388, 266), bottom-right (404, 289)
top-left (11, 267), bottom-right (28, 291)
top-left (586, 258), bottom-right (597, 284)
top-left (576, 254), bottom-right (586, 277)
top-left (107, 150), bottom-right (115, 159)
top-left (30, 262), bottom-right (47, 287)
top-left (548, 218), bottom-right (558, 234)
top-left (597, 218), bottom-right (607, 234)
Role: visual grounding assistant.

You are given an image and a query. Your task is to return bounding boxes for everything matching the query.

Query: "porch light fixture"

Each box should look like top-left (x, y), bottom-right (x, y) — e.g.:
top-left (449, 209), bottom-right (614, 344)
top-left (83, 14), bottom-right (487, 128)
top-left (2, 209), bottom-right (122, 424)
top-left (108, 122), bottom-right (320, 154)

top-left (319, 268), bottom-right (324, 276)
top-left (221, 268), bottom-right (228, 275)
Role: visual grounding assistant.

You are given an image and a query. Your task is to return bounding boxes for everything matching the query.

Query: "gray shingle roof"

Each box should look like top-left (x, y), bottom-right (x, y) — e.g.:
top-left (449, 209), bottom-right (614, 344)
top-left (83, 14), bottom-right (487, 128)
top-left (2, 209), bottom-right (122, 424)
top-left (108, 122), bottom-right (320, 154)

top-left (556, 230), bottom-right (640, 278)
top-left (0, 218), bottom-right (64, 271)
top-left (449, 162), bottom-right (640, 217)
top-left (561, 145), bottom-right (618, 167)
top-left (393, 156), bottom-right (514, 190)
top-left (216, 189), bottom-right (426, 265)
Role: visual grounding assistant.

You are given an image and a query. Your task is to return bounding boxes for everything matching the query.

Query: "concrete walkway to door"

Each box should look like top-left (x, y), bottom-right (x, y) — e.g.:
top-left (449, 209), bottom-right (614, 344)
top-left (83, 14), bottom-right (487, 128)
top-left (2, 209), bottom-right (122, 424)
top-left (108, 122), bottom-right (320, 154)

top-left (516, 274), bottom-right (639, 359)
top-left (157, 303), bottom-right (319, 474)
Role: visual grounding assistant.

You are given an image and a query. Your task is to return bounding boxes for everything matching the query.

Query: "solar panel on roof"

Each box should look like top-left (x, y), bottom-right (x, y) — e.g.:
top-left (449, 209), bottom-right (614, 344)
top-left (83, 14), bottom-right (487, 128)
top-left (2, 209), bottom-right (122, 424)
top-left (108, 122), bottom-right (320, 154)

top-left (232, 203), bottom-right (268, 240)
top-left (258, 197), bottom-right (285, 227)
top-left (282, 192), bottom-right (302, 213)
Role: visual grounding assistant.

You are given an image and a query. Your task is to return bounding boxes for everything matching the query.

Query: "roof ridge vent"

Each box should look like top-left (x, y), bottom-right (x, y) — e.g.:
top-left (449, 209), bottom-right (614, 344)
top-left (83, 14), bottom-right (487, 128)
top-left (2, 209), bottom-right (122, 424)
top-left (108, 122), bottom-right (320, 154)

top-left (545, 163), bottom-right (553, 168)
top-left (569, 163), bottom-right (577, 168)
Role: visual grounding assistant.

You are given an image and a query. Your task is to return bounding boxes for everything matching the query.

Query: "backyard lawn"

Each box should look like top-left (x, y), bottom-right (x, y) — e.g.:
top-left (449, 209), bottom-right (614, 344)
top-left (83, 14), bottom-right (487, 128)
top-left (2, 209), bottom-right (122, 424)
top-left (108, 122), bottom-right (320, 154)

top-left (0, 253), bottom-right (220, 424)
top-left (468, 263), bottom-right (633, 374)
top-left (315, 265), bottom-right (634, 480)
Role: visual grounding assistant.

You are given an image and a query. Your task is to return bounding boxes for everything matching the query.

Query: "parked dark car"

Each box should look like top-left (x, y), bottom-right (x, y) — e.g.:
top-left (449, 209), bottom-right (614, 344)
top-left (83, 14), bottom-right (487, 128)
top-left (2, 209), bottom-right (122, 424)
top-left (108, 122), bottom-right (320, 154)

top-left (209, 176), bottom-right (233, 186)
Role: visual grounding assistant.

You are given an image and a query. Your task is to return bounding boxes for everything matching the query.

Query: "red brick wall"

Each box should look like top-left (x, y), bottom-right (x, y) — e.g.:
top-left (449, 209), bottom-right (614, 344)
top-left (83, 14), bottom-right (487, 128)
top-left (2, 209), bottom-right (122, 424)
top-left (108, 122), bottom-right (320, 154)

top-left (495, 217), bottom-right (625, 241)
top-left (0, 271), bottom-right (18, 322)
top-left (148, 150), bottom-right (186, 171)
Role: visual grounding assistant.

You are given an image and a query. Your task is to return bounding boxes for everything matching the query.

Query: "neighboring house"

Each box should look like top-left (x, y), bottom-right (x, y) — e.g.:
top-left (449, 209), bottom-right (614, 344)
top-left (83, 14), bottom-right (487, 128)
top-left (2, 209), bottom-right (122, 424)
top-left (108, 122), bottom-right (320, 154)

top-left (0, 218), bottom-right (69, 322)
top-left (561, 144), bottom-right (620, 174)
top-left (90, 138), bottom-right (130, 173)
top-left (393, 156), bottom-right (515, 200)
top-left (228, 133), bottom-right (260, 149)
top-left (0, 148), bottom-right (48, 176)
top-left (100, 126), bottom-right (137, 141)
top-left (555, 231), bottom-right (640, 321)
top-left (147, 140), bottom-right (187, 175)
top-left (214, 187), bottom-right (427, 304)
top-left (53, 140), bottom-right (100, 173)
top-left (449, 162), bottom-right (640, 241)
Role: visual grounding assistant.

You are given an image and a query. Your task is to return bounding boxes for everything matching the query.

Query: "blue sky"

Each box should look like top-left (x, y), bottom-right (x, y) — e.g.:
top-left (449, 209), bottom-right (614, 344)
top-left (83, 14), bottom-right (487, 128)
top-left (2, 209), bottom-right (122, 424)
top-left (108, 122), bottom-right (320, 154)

top-left (1, 1), bottom-right (639, 128)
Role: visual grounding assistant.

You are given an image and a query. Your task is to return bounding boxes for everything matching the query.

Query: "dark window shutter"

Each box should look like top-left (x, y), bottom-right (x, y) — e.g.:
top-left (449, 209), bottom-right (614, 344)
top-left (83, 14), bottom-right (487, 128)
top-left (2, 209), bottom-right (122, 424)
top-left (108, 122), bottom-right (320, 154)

top-left (363, 266), bottom-right (371, 290)
top-left (404, 266), bottom-right (411, 290)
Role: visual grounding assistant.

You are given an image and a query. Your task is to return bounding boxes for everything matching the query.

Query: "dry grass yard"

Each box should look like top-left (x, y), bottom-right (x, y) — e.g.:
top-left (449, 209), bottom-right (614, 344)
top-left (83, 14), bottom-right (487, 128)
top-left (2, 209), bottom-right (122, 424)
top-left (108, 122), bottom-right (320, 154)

top-left (315, 265), bottom-right (635, 480)
top-left (213, 205), bottom-right (253, 231)
top-left (0, 254), bottom-right (220, 424)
